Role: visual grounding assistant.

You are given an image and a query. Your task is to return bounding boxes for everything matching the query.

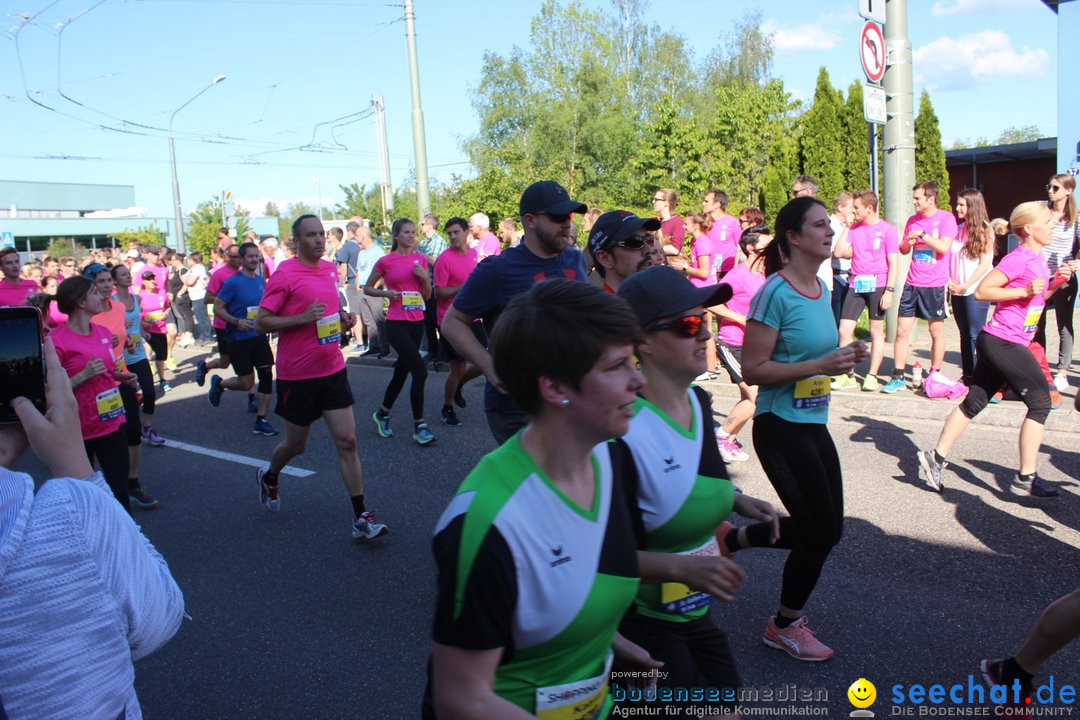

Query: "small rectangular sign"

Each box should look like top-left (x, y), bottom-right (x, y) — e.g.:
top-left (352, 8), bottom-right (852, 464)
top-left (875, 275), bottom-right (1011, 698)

top-left (0, 231), bottom-right (13, 249)
top-left (859, 0), bottom-right (886, 24)
top-left (864, 83), bottom-right (887, 125)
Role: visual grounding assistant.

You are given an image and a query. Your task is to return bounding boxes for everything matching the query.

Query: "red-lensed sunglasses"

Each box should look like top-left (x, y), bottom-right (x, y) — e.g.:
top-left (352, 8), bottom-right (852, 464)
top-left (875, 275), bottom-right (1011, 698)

top-left (649, 313), bottom-right (707, 338)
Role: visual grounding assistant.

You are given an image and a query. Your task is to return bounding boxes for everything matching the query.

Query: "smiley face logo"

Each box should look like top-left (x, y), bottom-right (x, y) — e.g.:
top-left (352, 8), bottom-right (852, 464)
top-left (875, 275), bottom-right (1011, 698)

top-left (848, 678), bottom-right (876, 709)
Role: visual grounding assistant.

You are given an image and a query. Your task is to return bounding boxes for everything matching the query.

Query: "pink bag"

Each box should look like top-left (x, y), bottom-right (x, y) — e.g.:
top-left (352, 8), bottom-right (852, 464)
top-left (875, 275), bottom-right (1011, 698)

top-left (922, 369), bottom-right (968, 400)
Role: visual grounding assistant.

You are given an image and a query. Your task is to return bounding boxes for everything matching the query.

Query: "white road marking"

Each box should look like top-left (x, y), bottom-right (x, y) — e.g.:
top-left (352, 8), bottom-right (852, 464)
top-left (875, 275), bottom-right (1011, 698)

top-left (163, 439), bottom-right (315, 478)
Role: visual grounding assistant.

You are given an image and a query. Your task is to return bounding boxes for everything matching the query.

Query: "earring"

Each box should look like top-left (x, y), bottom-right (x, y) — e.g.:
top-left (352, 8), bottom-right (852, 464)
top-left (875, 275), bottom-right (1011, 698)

top-left (559, 398), bottom-right (570, 407)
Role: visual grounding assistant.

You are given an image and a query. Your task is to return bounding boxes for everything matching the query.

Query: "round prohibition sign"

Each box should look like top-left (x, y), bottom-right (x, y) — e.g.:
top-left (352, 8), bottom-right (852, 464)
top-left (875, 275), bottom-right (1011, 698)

top-left (860, 21), bottom-right (885, 83)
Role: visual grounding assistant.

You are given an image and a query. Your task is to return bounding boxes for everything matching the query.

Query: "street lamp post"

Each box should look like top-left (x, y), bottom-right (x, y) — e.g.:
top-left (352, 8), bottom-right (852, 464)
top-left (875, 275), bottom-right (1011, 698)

top-left (169, 74), bottom-right (226, 254)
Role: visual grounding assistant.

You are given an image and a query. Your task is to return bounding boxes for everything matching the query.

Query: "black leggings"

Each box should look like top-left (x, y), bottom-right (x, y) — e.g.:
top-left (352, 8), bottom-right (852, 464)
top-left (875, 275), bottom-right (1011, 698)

top-left (960, 332), bottom-right (1052, 424)
top-left (129, 358), bottom-right (156, 415)
top-left (84, 427), bottom-right (131, 514)
top-left (751, 413), bottom-right (844, 612)
top-left (382, 319), bottom-right (427, 420)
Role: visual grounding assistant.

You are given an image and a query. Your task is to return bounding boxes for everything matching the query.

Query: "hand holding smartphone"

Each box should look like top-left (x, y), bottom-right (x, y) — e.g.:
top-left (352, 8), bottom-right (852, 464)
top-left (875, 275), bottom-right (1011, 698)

top-left (0, 306), bottom-right (47, 425)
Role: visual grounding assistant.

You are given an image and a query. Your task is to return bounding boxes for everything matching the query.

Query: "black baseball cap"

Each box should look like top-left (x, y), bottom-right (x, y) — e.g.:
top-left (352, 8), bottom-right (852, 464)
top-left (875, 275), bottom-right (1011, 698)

top-left (617, 265), bottom-right (732, 329)
top-left (141, 270), bottom-right (156, 280)
top-left (519, 180), bottom-right (588, 217)
top-left (587, 211), bottom-right (661, 257)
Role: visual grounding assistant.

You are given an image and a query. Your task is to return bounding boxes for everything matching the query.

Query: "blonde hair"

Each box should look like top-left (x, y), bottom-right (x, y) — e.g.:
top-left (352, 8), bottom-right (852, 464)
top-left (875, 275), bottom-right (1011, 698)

top-left (1009, 201), bottom-right (1049, 237)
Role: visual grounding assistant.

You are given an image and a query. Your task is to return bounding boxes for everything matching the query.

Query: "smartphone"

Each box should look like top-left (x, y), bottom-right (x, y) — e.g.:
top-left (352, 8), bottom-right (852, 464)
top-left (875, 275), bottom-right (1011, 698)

top-left (0, 306), bottom-right (46, 424)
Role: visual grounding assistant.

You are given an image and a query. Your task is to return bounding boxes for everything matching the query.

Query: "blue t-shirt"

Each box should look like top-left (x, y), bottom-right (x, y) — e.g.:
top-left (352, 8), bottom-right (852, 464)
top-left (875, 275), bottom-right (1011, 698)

top-left (217, 272), bottom-right (265, 342)
top-left (748, 273), bottom-right (837, 425)
top-left (355, 244), bottom-right (385, 287)
top-left (452, 243), bottom-right (588, 413)
top-left (120, 293), bottom-right (147, 365)
top-left (335, 239), bottom-right (361, 284)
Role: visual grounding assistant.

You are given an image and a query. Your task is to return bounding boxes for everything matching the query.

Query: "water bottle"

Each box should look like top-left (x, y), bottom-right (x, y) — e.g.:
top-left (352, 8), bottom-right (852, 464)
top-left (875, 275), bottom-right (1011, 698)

top-left (912, 361), bottom-right (924, 389)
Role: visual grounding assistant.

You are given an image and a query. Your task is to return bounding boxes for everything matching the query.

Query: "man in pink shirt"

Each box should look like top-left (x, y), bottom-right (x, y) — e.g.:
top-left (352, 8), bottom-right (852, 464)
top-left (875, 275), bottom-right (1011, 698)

top-left (702, 188), bottom-right (742, 276)
top-left (434, 217), bottom-right (484, 427)
top-left (883, 181), bottom-right (958, 394)
top-left (0, 248), bottom-right (40, 307)
top-left (195, 244), bottom-right (242, 387)
top-left (253, 214), bottom-right (387, 541)
top-left (468, 213), bottom-right (502, 261)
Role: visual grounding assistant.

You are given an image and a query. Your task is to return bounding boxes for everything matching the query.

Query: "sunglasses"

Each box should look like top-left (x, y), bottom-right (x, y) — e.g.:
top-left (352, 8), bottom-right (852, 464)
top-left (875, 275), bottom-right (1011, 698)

top-left (649, 313), bottom-right (707, 338)
top-left (1047, 184), bottom-right (1064, 193)
top-left (611, 234), bottom-right (649, 250)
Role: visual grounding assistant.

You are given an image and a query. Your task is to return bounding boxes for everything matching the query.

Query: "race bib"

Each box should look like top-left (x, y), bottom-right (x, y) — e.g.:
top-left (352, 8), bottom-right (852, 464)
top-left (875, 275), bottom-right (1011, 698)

top-left (129, 333), bottom-right (142, 345)
top-left (246, 306), bottom-right (259, 321)
top-left (872, 236), bottom-right (881, 251)
top-left (316, 313), bottom-right (342, 345)
top-left (95, 387), bottom-right (123, 422)
top-left (793, 376), bottom-right (831, 409)
top-left (400, 291), bottom-right (425, 311)
top-left (853, 274), bottom-right (877, 294)
top-left (659, 536), bottom-right (721, 614)
top-left (144, 310), bottom-right (165, 323)
top-left (913, 248), bottom-right (935, 264)
top-left (535, 653), bottom-right (612, 720)
top-left (115, 356), bottom-right (127, 373)
top-left (1024, 306), bottom-right (1044, 333)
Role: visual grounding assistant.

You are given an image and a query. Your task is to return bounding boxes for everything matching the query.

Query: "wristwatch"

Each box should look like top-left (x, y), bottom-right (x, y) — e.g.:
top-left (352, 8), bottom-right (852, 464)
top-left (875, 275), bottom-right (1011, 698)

top-left (885, 286), bottom-right (894, 292)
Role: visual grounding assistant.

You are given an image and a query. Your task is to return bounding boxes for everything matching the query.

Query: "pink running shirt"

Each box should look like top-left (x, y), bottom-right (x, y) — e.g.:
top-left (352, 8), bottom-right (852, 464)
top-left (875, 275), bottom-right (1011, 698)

top-left (688, 234), bottom-right (715, 289)
top-left (0, 278), bottom-right (40, 306)
top-left (903, 210), bottom-right (957, 288)
top-left (475, 233), bottom-right (502, 261)
top-left (51, 322), bottom-right (125, 440)
top-left (138, 289), bottom-right (169, 334)
top-left (717, 263), bottom-right (765, 347)
top-left (207, 265), bottom-right (239, 329)
top-left (848, 220), bottom-right (899, 290)
top-left (982, 245), bottom-right (1049, 346)
top-left (260, 258), bottom-right (344, 381)
top-left (434, 247), bottom-right (478, 325)
top-left (374, 251), bottom-right (429, 322)
top-left (710, 214), bottom-right (742, 273)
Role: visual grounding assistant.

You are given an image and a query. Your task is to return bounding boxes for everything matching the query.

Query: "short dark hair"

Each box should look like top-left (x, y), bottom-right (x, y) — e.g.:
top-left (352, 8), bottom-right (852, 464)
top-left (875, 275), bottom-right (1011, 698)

top-left (328, 226), bottom-right (344, 241)
top-left (706, 189), bottom-right (729, 211)
top-left (914, 181), bottom-right (939, 202)
top-left (0, 247), bottom-right (18, 261)
top-left (218, 227), bottom-right (229, 236)
top-left (56, 275), bottom-right (94, 315)
top-left (491, 279), bottom-right (640, 416)
top-left (739, 224), bottom-right (771, 256)
top-left (346, 221), bottom-right (360, 233)
top-left (853, 189), bottom-right (878, 210)
top-left (238, 242), bottom-right (260, 258)
top-left (291, 214), bottom-right (319, 239)
top-left (444, 217), bottom-right (469, 234)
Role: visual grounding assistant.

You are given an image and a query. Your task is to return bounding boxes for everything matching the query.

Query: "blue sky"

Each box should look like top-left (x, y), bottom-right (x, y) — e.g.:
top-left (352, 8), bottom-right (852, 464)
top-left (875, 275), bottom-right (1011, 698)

top-left (0, 0), bottom-right (1058, 220)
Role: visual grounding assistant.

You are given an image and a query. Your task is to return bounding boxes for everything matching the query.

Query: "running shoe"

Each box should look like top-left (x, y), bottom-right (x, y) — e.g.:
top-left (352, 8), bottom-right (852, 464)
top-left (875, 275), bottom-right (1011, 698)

top-left (352, 511), bottom-right (389, 540)
top-left (413, 422), bottom-right (436, 446)
top-left (247, 394), bottom-right (258, 413)
top-left (693, 371), bottom-right (715, 383)
top-left (861, 375), bottom-right (880, 392)
top-left (762, 616), bottom-right (834, 662)
top-left (195, 358), bottom-right (208, 387)
top-left (349, 343), bottom-right (368, 355)
top-left (989, 392), bottom-right (1003, 404)
top-left (165, 356), bottom-right (178, 372)
top-left (141, 426), bottom-right (166, 447)
top-left (1010, 474), bottom-right (1061, 499)
top-left (719, 436), bottom-right (749, 463)
top-left (256, 467), bottom-right (280, 512)
top-left (441, 407), bottom-right (461, 427)
top-left (373, 409), bottom-right (394, 438)
top-left (916, 449), bottom-right (945, 492)
top-left (1053, 373), bottom-right (1069, 392)
top-left (208, 375), bottom-right (224, 407)
top-left (830, 374), bottom-right (859, 391)
top-left (980, 658), bottom-right (1032, 715)
top-left (129, 485), bottom-right (159, 510)
top-left (253, 417), bottom-right (279, 436)
top-left (454, 387), bottom-right (467, 408)
top-left (880, 377), bottom-right (906, 394)
top-left (160, 381), bottom-right (172, 394)
top-left (714, 521), bottom-right (735, 558)
top-left (1050, 389), bottom-right (1062, 409)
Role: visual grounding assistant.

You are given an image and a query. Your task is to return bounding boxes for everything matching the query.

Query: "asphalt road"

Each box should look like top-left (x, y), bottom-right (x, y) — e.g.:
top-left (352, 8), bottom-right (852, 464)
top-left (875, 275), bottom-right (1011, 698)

top-left (13, 347), bottom-right (1080, 720)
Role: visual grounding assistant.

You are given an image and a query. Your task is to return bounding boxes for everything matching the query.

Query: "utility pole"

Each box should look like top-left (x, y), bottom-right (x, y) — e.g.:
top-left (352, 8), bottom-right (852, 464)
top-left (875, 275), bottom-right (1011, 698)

top-left (882, 0), bottom-right (915, 342)
top-left (403, 0), bottom-right (431, 218)
top-left (373, 96), bottom-right (394, 230)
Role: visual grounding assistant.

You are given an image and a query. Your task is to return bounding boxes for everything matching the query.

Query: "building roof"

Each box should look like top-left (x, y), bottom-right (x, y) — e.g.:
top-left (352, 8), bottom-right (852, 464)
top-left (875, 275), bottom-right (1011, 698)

top-left (0, 180), bottom-right (136, 212)
top-left (945, 138), bottom-right (1057, 167)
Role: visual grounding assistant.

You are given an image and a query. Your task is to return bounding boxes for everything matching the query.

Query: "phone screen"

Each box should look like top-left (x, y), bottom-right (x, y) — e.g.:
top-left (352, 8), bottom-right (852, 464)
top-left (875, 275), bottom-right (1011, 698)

top-left (0, 306), bottom-right (46, 424)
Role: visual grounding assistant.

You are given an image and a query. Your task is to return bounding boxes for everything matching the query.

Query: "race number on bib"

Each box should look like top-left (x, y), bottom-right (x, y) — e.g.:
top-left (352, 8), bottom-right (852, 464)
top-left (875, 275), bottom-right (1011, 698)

top-left (793, 376), bottom-right (831, 409)
top-left (246, 306), bottom-right (259, 321)
top-left (400, 291), bottom-right (424, 311)
top-left (853, 274), bottom-right (876, 294)
top-left (913, 248), bottom-right (935, 264)
top-left (316, 314), bottom-right (342, 345)
top-left (535, 653), bottom-right (612, 720)
top-left (144, 310), bottom-right (165, 322)
top-left (96, 387), bottom-right (124, 422)
top-left (659, 536), bottom-right (721, 614)
top-left (1024, 306), bottom-right (1044, 333)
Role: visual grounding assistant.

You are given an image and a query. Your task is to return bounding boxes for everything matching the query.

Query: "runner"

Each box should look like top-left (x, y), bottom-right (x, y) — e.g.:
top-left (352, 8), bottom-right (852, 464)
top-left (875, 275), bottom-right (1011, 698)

top-left (0, 248), bottom-right (39, 306)
top-left (137, 270), bottom-right (173, 394)
top-left (917, 202), bottom-right (1073, 498)
top-left (364, 218), bottom-right (436, 445)
top-left (254, 214), bottom-right (387, 540)
top-left (713, 225), bottom-right (771, 462)
top-left (740, 196), bottom-right (868, 661)
top-left (949, 189), bottom-right (995, 385)
top-left (616, 265), bottom-right (782, 711)
top-left (433, 217), bottom-right (483, 427)
top-left (86, 264), bottom-right (158, 510)
top-left (424, 279), bottom-right (658, 719)
top-left (1037, 173), bottom-right (1079, 392)
top-left (196, 244), bottom-right (242, 389)
top-left (112, 265), bottom-right (166, 449)
top-left (208, 241), bottom-right (279, 436)
top-left (674, 212), bottom-right (718, 380)
top-left (50, 276), bottom-right (136, 512)
top-left (832, 189), bottom-right (899, 392)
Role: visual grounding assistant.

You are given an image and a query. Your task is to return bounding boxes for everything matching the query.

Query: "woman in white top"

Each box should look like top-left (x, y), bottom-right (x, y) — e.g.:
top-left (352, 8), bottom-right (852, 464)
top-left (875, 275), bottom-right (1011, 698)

top-left (949, 188), bottom-right (995, 384)
top-left (1035, 173), bottom-right (1079, 390)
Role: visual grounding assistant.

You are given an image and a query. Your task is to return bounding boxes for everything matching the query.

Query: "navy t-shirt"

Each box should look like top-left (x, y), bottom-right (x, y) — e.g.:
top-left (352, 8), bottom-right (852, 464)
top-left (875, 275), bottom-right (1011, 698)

top-left (217, 272), bottom-right (266, 342)
top-left (452, 243), bottom-right (588, 412)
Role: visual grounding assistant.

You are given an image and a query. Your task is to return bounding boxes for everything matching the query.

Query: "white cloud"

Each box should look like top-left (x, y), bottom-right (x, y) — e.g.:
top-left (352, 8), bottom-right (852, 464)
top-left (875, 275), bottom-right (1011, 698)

top-left (913, 30), bottom-right (1048, 91)
top-left (761, 19), bottom-right (840, 52)
top-left (931, 0), bottom-right (1042, 17)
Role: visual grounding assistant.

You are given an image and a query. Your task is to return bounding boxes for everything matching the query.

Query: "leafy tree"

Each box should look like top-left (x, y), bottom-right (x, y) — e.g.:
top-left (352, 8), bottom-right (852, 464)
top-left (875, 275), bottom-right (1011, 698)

top-left (186, 198), bottom-right (251, 257)
top-left (109, 225), bottom-right (167, 251)
top-left (264, 201), bottom-right (280, 218)
top-left (995, 125), bottom-right (1042, 145)
top-left (45, 238), bottom-right (86, 259)
top-left (799, 68), bottom-right (846, 202)
top-left (914, 90), bottom-right (950, 210)
top-left (841, 81), bottom-right (871, 191)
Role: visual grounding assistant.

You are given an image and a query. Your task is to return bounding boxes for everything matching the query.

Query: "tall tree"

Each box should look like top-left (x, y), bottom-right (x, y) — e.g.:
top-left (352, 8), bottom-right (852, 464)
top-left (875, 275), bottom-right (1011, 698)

top-left (186, 199), bottom-right (250, 257)
top-left (841, 81), bottom-right (871, 191)
top-left (799, 68), bottom-right (846, 202)
top-left (914, 90), bottom-right (950, 209)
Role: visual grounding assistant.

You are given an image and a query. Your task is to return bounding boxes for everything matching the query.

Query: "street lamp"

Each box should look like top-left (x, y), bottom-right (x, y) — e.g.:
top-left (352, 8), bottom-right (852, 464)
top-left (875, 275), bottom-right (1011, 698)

top-left (169, 74), bottom-right (226, 253)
